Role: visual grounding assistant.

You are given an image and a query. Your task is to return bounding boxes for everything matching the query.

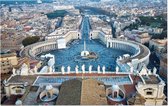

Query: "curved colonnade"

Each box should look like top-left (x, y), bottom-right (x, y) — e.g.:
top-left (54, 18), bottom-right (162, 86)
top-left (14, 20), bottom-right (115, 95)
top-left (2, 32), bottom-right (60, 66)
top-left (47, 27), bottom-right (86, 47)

top-left (20, 38), bottom-right (150, 66)
top-left (106, 38), bottom-right (150, 65)
top-left (20, 40), bottom-right (58, 60)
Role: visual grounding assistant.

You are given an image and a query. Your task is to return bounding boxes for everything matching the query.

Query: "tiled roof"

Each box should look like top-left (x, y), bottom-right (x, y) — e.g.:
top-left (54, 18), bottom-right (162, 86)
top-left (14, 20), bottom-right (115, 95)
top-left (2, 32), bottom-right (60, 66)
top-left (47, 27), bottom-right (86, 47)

top-left (56, 78), bottom-right (82, 105)
top-left (81, 79), bottom-right (107, 105)
top-left (56, 78), bottom-right (107, 105)
top-left (8, 75), bottom-right (37, 84)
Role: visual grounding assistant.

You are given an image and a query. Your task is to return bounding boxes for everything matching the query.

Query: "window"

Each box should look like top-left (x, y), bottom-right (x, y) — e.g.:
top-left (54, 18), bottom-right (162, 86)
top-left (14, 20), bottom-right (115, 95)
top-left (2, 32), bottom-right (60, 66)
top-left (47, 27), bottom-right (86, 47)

top-left (144, 88), bottom-right (154, 96)
top-left (47, 92), bottom-right (51, 98)
top-left (114, 91), bottom-right (118, 98)
top-left (16, 89), bottom-right (22, 93)
top-left (146, 91), bottom-right (153, 95)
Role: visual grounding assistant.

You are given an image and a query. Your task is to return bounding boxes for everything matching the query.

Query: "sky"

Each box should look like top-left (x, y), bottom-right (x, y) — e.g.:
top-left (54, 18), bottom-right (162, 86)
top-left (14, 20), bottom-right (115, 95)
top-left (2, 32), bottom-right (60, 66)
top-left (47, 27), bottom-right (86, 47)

top-left (0, 0), bottom-right (46, 1)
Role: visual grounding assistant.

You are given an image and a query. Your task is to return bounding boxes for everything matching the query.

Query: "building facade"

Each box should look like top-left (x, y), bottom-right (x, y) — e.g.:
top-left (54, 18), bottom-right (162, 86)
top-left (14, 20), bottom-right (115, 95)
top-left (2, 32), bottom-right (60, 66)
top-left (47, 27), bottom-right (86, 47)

top-left (0, 53), bottom-right (18, 74)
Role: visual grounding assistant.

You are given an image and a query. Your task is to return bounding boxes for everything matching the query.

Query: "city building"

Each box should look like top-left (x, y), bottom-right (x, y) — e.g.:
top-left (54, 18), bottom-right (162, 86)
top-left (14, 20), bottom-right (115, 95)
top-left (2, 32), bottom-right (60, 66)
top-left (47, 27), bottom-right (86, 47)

top-left (128, 71), bottom-right (166, 105)
top-left (149, 39), bottom-right (167, 53)
top-left (134, 32), bottom-right (151, 44)
top-left (0, 33), bottom-right (25, 51)
top-left (45, 15), bottom-right (82, 47)
top-left (124, 30), bottom-right (151, 44)
top-left (89, 16), bottom-right (112, 43)
top-left (0, 52), bottom-right (18, 74)
top-left (2, 65), bottom-right (166, 105)
top-left (159, 53), bottom-right (167, 81)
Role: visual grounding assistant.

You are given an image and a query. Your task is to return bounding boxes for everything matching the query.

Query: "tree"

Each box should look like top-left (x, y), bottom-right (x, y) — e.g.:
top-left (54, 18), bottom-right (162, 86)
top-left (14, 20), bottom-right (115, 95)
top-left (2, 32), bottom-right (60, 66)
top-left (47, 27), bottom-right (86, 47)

top-left (22, 36), bottom-right (40, 46)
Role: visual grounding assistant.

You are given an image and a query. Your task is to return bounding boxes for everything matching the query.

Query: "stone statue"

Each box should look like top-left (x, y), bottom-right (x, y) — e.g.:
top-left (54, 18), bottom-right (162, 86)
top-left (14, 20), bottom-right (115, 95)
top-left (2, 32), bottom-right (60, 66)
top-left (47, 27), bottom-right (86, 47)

top-left (148, 69), bottom-right (152, 75)
top-left (97, 65), bottom-right (101, 73)
top-left (16, 70), bottom-right (20, 75)
top-left (82, 64), bottom-right (85, 73)
top-left (75, 65), bottom-right (79, 74)
top-left (130, 66), bottom-right (134, 73)
top-left (48, 66), bottom-right (52, 73)
top-left (29, 69), bottom-right (34, 75)
top-left (61, 66), bottom-right (65, 74)
top-left (12, 68), bottom-right (16, 75)
top-left (102, 65), bottom-right (105, 74)
top-left (20, 63), bottom-right (29, 76)
top-left (89, 65), bottom-right (92, 73)
top-left (119, 56), bottom-right (122, 60)
top-left (34, 66), bottom-right (37, 74)
top-left (116, 66), bottom-right (119, 73)
top-left (67, 66), bottom-right (71, 74)
top-left (153, 67), bottom-right (157, 75)
top-left (3, 79), bottom-right (7, 85)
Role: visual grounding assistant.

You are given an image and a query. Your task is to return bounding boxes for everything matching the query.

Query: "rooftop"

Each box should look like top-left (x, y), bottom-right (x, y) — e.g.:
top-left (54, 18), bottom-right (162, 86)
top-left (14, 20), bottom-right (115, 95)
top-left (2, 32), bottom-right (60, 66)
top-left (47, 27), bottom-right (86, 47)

top-left (81, 79), bottom-right (107, 105)
top-left (33, 75), bottom-right (133, 85)
top-left (56, 79), bottom-right (82, 105)
top-left (0, 52), bottom-right (17, 58)
top-left (8, 75), bottom-right (37, 84)
top-left (141, 75), bottom-right (160, 84)
top-left (160, 53), bottom-right (167, 63)
top-left (56, 78), bottom-right (107, 105)
top-left (152, 39), bottom-right (167, 45)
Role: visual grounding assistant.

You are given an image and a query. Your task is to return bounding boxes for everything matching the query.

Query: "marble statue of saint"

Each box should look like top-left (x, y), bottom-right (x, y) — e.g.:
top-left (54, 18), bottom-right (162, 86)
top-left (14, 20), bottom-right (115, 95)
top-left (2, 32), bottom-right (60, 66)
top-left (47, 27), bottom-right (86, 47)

top-left (75, 65), bottom-right (79, 74)
top-left (61, 66), bottom-right (65, 74)
top-left (89, 65), bottom-right (92, 73)
top-left (116, 66), bottom-right (119, 73)
top-left (48, 66), bottom-right (52, 73)
top-left (130, 66), bottom-right (134, 73)
top-left (12, 68), bottom-right (16, 75)
top-left (153, 67), bottom-right (157, 75)
top-left (34, 66), bottom-right (37, 74)
top-left (102, 65), bottom-right (106, 74)
top-left (82, 64), bottom-right (85, 73)
top-left (67, 66), bottom-right (71, 74)
top-left (97, 65), bottom-right (101, 73)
